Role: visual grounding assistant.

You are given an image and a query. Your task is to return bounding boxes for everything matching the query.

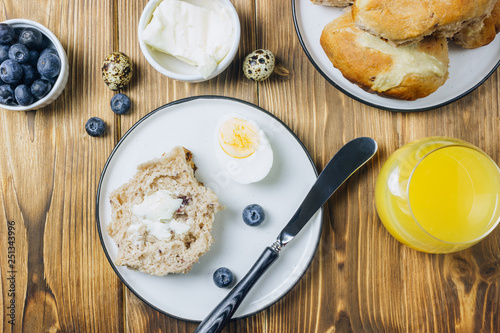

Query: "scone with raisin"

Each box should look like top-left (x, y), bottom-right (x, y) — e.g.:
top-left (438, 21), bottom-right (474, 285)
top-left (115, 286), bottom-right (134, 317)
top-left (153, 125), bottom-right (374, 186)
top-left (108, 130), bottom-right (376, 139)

top-left (352, 0), bottom-right (497, 46)
top-left (453, 0), bottom-right (500, 49)
top-left (320, 10), bottom-right (449, 100)
top-left (107, 146), bottom-right (221, 276)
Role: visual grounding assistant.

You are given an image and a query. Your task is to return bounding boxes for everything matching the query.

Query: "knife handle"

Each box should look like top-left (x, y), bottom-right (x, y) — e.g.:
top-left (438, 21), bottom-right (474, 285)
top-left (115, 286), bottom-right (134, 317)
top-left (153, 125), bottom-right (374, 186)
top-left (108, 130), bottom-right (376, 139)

top-left (194, 246), bottom-right (280, 333)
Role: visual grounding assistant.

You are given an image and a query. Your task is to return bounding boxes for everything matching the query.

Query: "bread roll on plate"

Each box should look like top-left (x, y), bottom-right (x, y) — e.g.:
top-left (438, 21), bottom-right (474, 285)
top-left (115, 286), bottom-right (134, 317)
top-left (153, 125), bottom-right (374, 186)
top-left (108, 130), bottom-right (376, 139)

top-left (320, 11), bottom-right (449, 100)
top-left (108, 146), bottom-right (221, 276)
top-left (454, 0), bottom-right (500, 49)
top-left (311, 0), bottom-right (353, 7)
top-left (352, 0), bottom-right (497, 45)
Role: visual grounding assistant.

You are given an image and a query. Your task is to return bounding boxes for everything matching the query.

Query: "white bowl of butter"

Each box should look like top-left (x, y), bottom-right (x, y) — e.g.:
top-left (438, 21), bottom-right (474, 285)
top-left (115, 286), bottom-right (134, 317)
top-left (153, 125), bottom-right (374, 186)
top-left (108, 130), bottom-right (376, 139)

top-left (138, 0), bottom-right (240, 82)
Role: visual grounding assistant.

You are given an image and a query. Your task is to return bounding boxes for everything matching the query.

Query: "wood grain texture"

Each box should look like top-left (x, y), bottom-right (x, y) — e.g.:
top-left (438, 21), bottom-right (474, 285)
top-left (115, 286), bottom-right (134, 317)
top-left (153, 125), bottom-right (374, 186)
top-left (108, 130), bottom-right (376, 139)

top-left (0, 1), bottom-right (123, 332)
top-left (0, 0), bottom-right (499, 332)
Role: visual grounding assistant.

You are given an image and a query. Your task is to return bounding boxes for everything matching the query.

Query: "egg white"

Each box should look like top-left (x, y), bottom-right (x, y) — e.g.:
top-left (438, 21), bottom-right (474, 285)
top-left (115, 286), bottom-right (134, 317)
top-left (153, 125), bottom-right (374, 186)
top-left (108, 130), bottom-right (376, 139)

top-left (215, 114), bottom-right (274, 184)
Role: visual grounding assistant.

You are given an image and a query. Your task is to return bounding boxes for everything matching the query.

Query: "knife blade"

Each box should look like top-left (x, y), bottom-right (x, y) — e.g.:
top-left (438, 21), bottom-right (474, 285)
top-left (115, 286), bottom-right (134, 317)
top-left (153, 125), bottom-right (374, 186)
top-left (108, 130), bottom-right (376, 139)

top-left (277, 136), bottom-right (378, 246)
top-left (194, 137), bottom-right (377, 333)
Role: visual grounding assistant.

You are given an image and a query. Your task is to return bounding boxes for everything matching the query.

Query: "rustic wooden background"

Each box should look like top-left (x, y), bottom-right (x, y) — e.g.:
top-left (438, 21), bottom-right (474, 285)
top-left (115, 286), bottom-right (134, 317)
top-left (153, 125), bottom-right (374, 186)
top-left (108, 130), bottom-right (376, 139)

top-left (1, 0), bottom-right (499, 332)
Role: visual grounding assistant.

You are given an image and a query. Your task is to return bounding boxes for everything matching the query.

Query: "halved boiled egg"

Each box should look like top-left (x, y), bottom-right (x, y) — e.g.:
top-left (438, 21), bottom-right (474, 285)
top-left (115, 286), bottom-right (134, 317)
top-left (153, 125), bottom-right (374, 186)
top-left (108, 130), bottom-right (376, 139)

top-left (215, 114), bottom-right (273, 184)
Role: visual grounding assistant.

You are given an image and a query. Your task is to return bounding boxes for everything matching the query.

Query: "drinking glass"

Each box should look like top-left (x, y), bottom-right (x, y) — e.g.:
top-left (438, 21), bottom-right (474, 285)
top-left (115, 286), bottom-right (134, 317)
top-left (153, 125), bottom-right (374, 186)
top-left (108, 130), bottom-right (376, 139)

top-left (375, 137), bottom-right (500, 253)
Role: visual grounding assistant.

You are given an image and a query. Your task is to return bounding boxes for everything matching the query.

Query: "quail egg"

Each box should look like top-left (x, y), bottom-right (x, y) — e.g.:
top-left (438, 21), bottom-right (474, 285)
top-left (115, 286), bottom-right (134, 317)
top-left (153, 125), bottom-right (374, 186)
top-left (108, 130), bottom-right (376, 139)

top-left (243, 49), bottom-right (275, 81)
top-left (102, 52), bottom-right (133, 90)
top-left (215, 114), bottom-right (274, 184)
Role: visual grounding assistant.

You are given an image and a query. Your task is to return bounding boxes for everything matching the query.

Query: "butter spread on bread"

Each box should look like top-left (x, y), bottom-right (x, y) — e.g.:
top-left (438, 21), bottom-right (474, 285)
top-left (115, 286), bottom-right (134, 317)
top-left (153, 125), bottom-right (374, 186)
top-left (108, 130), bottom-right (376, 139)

top-left (356, 32), bottom-right (447, 91)
top-left (108, 146), bottom-right (222, 276)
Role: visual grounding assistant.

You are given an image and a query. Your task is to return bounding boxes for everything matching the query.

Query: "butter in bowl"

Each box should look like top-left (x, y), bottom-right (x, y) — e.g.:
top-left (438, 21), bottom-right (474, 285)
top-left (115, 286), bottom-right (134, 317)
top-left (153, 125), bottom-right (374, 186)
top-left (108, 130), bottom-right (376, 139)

top-left (138, 0), bottom-right (241, 82)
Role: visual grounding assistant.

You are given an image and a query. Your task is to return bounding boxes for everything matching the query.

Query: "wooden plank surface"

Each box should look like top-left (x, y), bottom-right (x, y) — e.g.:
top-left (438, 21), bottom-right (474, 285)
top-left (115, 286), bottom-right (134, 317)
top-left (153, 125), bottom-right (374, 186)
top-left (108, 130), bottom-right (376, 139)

top-left (1, 0), bottom-right (499, 332)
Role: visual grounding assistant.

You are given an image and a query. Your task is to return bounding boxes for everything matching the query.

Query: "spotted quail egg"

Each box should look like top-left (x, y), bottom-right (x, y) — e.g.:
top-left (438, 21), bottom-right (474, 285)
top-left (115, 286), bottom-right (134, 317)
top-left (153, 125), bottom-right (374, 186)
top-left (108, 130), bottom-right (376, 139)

top-left (102, 52), bottom-right (133, 90)
top-left (243, 49), bottom-right (275, 81)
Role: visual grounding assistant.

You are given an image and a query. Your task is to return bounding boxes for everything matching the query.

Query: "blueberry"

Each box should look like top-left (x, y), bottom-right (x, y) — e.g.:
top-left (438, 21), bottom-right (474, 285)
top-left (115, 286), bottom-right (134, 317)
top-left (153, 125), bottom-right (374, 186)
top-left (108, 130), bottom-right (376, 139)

top-left (0, 84), bottom-right (15, 104)
top-left (110, 93), bottom-right (131, 114)
top-left (39, 36), bottom-right (50, 50)
top-left (37, 53), bottom-right (61, 78)
top-left (242, 204), bottom-right (265, 226)
top-left (40, 47), bottom-right (58, 57)
top-left (13, 28), bottom-right (23, 40)
top-left (40, 75), bottom-right (57, 85)
top-left (9, 44), bottom-right (29, 64)
top-left (19, 28), bottom-right (43, 49)
top-left (21, 64), bottom-right (37, 85)
top-left (0, 84), bottom-right (12, 97)
top-left (28, 50), bottom-right (39, 67)
top-left (14, 85), bottom-right (34, 106)
top-left (85, 117), bottom-right (106, 137)
top-left (0, 44), bottom-right (10, 63)
top-left (0, 59), bottom-right (23, 84)
top-left (30, 79), bottom-right (52, 99)
top-left (0, 23), bottom-right (14, 44)
top-left (213, 267), bottom-right (234, 288)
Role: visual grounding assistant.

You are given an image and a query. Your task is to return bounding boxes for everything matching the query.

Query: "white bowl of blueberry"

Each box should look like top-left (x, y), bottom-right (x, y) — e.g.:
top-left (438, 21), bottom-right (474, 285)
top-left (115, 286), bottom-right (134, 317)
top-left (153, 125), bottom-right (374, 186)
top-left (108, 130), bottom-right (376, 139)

top-left (0, 19), bottom-right (69, 111)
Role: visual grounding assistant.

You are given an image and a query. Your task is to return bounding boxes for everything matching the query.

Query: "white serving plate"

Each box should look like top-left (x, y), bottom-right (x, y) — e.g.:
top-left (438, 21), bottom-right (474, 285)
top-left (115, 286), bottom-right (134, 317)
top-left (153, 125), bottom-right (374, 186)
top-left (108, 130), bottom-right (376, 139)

top-left (96, 96), bottom-right (323, 321)
top-left (292, 1), bottom-right (500, 112)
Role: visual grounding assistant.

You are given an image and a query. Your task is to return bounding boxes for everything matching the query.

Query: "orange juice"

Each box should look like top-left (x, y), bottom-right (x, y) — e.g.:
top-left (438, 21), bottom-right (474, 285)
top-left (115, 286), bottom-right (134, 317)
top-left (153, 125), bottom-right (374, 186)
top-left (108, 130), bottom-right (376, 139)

top-left (375, 137), bottom-right (500, 253)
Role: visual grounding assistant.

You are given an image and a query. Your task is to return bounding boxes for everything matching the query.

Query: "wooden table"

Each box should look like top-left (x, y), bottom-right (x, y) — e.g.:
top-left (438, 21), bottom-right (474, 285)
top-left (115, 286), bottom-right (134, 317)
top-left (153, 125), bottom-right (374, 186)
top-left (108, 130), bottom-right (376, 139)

top-left (1, 0), bottom-right (500, 332)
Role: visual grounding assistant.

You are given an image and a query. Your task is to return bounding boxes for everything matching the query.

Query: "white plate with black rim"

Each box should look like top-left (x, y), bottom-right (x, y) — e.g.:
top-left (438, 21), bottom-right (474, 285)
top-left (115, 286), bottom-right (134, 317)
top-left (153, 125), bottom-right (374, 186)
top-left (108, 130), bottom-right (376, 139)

top-left (96, 96), bottom-right (323, 321)
top-left (292, 1), bottom-right (500, 112)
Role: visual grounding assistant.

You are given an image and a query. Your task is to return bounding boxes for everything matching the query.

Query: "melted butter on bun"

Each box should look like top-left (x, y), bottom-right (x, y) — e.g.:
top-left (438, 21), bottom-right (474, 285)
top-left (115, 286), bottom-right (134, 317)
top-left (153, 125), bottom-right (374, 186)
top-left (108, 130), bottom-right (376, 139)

top-left (357, 33), bottom-right (448, 91)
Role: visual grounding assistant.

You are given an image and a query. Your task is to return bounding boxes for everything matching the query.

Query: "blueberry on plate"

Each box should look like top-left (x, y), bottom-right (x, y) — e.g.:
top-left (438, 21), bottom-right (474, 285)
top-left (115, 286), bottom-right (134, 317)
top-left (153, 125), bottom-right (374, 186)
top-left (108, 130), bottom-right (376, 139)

top-left (28, 49), bottom-right (39, 67)
top-left (19, 28), bottom-right (43, 49)
top-left (14, 84), bottom-right (34, 106)
top-left (213, 267), bottom-right (234, 288)
top-left (40, 47), bottom-right (58, 57)
top-left (37, 53), bottom-right (61, 78)
top-left (110, 93), bottom-right (131, 114)
top-left (9, 43), bottom-right (30, 64)
top-left (85, 117), bottom-right (106, 137)
top-left (31, 79), bottom-right (52, 99)
top-left (242, 204), bottom-right (265, 226)
top-left (0, 23), bottom-right (14, 44)
top-left (0, 84), bottom-right (15, 105)
top-left (0, 59), bottom-right (23, 84)
top-left (0, 44), bottom-right (10, 63)
top-left (21, 64), bottom-right (37, 85)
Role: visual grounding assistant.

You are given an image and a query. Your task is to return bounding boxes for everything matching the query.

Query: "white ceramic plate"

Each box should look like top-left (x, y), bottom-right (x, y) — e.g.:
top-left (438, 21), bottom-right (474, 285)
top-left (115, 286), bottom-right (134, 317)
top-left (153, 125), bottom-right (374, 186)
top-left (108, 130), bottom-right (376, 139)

top-left (292, 1), bottom-right (500, 112)
top-left (97, 96), bottom-right (323, 321)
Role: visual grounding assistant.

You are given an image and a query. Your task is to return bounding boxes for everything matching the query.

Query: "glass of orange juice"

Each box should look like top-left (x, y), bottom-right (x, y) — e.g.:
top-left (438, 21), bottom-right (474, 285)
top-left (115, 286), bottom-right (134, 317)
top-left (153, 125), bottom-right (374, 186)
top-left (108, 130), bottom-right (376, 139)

top-left (375, 137), bottom-right (500, 253)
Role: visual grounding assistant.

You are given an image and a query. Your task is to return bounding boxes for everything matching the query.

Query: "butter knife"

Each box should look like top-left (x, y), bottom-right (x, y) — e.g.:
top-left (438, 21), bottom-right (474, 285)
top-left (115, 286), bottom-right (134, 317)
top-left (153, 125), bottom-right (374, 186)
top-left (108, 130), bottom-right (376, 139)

top-left (194, 137), bottom-right (378, 333)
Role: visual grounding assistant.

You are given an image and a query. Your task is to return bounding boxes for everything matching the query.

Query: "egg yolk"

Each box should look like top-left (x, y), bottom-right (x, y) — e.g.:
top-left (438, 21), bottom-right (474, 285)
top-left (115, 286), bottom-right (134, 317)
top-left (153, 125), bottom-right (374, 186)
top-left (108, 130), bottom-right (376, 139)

top-left (219, 118), bottom-right (260, 158)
